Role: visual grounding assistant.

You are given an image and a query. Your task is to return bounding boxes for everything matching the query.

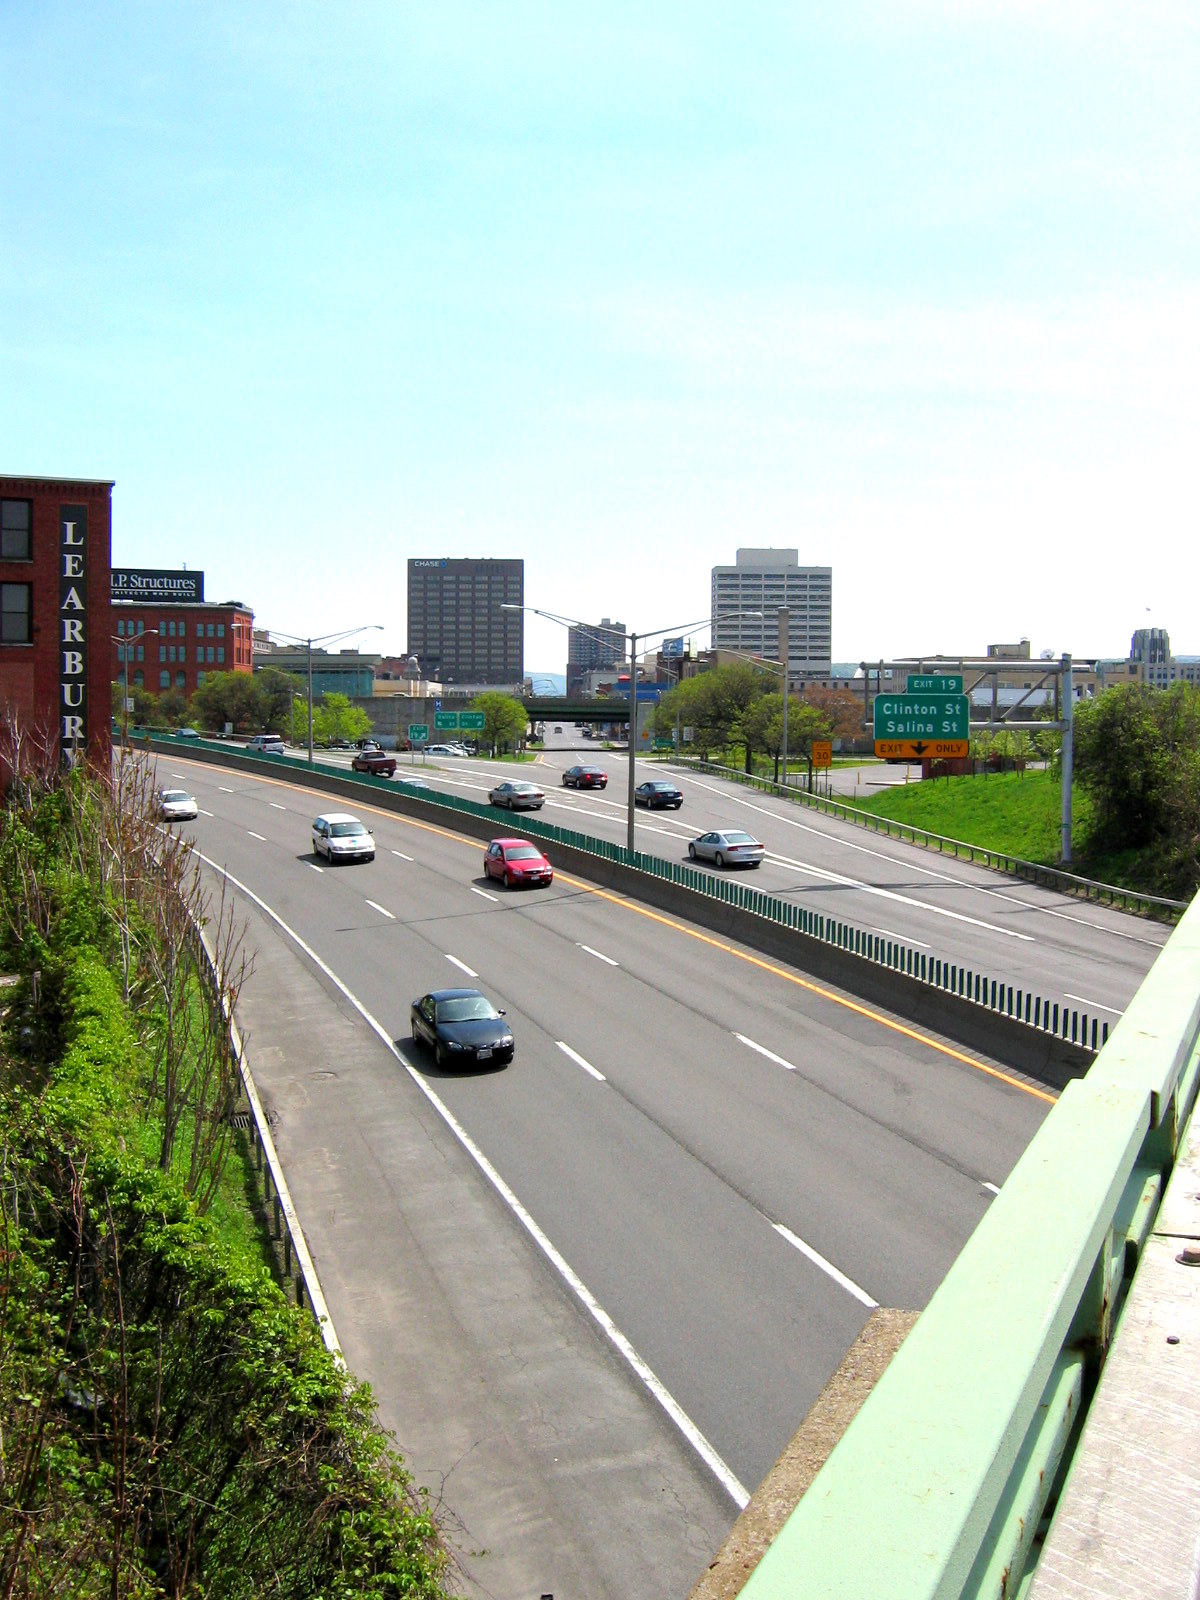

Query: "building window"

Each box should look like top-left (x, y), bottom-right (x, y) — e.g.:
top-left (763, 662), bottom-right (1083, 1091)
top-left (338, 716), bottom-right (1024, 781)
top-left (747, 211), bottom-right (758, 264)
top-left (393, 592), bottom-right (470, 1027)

top-left (1, 500), bottom-right (32, 561)
top-left (217, 623), bottom-right (225, 637)
top-left (159, 670), bottom-right (170, 689)
top-left (206, 647), bottom-right (214, 663)
top-left (207, 623), bottom-right (215, 638)
top-left (136, 645), bottom-right (145, 663)
top-left (159, 645), bottom-right (166, 662)
top-left (216, 646), bottom-right (224, 664)
top-left (1, 583), bottom-right (32, 643)
top-left (176, 672), bottom-right (186, 689)
top-left (179, 622), bottom-right (186, 638)
top-left (133, 671), bottom-right (144, 688)
top-left (196, 646), bottom-right (204, 663)
top-left (197, 671), bottom-right (205, 686)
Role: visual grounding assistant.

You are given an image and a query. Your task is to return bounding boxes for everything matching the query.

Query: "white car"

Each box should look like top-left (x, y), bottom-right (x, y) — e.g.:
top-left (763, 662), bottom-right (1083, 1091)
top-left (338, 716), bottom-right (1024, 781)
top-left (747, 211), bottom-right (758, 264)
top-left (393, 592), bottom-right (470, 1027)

top-left (424, 743), bottom-right (465, 756)
top-left (687, 829), bottom-right (765, 868)
top-left (311, 812), bottom-right (375, 864)
top-left (158, 788), bottom-right (199, 822)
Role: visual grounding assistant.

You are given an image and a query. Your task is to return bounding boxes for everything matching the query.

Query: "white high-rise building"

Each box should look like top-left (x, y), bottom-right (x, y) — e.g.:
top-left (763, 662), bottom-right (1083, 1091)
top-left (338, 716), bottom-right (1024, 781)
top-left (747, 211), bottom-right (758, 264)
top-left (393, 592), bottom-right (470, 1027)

top-left (711, 548), bottom-right (832, 687)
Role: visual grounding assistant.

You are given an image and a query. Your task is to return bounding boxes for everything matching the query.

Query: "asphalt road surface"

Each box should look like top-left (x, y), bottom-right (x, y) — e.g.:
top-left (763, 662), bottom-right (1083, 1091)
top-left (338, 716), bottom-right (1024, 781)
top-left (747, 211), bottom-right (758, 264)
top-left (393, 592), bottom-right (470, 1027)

top-left (153, 751), bottom-right (1069, 1597)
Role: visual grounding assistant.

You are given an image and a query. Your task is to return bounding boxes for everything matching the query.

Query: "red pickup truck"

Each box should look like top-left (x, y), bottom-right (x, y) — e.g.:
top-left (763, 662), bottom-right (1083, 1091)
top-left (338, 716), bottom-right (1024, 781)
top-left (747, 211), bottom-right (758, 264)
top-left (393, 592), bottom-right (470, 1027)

top-left (351, 749), bottom-right (397, 777)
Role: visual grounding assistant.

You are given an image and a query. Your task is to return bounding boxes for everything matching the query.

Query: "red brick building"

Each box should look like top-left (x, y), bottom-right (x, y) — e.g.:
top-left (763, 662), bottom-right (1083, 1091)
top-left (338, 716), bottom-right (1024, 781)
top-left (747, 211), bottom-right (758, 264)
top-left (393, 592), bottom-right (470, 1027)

top-left (111, 587), bottom-right (254, 701)
top-left (0, 474), bottom-right (113, 773)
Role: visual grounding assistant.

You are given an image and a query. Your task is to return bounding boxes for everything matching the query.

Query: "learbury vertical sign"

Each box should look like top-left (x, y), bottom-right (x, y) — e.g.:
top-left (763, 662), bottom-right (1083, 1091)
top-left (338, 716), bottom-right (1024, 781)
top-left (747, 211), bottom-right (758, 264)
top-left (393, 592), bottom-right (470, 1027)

top-left (60, 504), bottom-right (88, 758)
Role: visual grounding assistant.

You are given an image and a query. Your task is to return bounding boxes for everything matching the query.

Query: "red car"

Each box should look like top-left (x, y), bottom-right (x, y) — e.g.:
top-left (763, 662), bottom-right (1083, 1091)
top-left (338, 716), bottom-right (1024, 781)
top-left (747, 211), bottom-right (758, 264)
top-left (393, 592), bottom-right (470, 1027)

top-left (483, 837), bottom-right (554, 889)
top-left (561, 764), bottom-right (608, 789)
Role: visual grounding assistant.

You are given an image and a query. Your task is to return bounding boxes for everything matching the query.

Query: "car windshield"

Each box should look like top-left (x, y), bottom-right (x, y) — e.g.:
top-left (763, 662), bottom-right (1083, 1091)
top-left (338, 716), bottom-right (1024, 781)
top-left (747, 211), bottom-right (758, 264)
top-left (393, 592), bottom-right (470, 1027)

top-left (330, 821), bottom-right (366, 837)
top-left (505, 846), bottom-right (543, 861)
top-left (436, 996), bottom-right (499, 1023)
top-left (162, 790), bottom-right (188, 802)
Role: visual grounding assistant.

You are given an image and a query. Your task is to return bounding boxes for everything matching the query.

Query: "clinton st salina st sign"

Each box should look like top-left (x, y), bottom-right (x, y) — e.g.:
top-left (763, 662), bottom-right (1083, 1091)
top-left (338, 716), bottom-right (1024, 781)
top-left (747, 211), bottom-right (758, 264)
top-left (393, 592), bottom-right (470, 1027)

top-left (873, 681), bottom-right (969, 759)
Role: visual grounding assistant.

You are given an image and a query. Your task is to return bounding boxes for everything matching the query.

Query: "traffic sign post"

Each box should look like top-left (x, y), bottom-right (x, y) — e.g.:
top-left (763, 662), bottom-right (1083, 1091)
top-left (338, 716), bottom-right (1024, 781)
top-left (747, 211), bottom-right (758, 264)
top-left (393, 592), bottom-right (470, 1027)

top-left (811, 739), bottom-right (832, 769)
top-left (873, 692), bottom-right (969, 759)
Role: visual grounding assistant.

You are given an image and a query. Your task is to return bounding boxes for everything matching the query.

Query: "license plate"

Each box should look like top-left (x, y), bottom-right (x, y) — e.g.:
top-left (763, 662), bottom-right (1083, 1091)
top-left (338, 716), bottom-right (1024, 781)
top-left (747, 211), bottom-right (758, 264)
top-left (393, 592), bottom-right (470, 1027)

top-left (477, 1047), bottom-right (493, 1060)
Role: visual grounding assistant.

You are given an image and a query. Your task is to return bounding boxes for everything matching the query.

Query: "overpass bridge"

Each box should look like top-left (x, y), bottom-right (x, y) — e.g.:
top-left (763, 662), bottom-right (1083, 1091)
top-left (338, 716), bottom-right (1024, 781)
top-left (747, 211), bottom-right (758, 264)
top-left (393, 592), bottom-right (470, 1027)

top-left (521, 696), bottom-right (630, 725)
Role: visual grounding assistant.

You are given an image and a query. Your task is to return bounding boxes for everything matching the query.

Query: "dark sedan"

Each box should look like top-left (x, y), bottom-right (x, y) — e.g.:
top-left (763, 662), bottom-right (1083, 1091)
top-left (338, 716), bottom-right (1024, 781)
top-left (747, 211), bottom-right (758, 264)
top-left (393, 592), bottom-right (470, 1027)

top-left (561, 764), bottom-right (608, 790)
top-left (634, 779), bottom-right (683, 809)
top-left (410, 988), bottom-right (515, 1069)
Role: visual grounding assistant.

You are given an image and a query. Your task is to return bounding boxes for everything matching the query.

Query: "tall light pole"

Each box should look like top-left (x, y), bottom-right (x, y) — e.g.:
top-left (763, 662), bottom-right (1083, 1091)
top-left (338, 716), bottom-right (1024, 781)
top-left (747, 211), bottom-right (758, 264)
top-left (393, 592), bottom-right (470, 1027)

top-left (112, 627), bottom-right (158, 749)
top-left (779, 607), bottom-right (790, 789)
top-left (503, 605), bottom-right (760, 854)
top-left (265, 624), bottom-right (383, 765)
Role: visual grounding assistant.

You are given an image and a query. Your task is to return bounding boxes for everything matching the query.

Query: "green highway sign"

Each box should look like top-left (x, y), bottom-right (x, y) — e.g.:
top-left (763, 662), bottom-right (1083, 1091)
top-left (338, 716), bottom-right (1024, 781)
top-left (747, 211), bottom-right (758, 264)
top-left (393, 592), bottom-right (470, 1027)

top-left (434, 711), bottom-right (459, 729)
top-left (408, 724), bottom-right (429, 744)
top-left (907, 674), bottom-right (963, 694)
top-left (458, 712), bottom-right (485, 730)
top-left (873, 692), bottom-right (969, 749)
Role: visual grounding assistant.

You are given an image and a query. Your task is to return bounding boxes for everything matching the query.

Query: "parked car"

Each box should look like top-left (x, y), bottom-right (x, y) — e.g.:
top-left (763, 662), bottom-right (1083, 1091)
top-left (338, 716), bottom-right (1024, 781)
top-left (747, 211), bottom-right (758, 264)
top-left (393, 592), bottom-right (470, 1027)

top-left (158, 787), bottom-right (198, 821)
top-left (410, 988), bottom-right (515, 1069)
top-left (561, 764), bottom-right (608, 790)
top-left (247, 733), bottom-right (285, 754)
top-left (351, 748), bottom-right (397, 776)
top-left (310, 812), bottom-right (375, 864)
top-left (634, 779), bottom-right (683, 809)
top-left (687, 829), bottom-right (765, 868)
top-left (483, 837), bottom-right (554, 889)
top-left (424, 743), bottom-right (465, 756)
top-left (488, 780), bottom-right (546, 810)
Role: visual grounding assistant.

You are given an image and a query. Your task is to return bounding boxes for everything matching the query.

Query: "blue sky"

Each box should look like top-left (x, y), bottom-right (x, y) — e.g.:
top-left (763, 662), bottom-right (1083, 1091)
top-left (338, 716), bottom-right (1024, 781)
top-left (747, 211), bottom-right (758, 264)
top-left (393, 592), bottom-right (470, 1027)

top-left (4, 2), bottom-right (1197, 676)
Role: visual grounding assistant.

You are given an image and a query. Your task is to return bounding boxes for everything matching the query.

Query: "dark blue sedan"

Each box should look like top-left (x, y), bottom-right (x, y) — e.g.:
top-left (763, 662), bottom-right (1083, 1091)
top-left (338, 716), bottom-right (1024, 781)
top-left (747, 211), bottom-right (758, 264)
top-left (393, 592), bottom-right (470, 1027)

top-left (410, 988), bottom-right (515, 1070)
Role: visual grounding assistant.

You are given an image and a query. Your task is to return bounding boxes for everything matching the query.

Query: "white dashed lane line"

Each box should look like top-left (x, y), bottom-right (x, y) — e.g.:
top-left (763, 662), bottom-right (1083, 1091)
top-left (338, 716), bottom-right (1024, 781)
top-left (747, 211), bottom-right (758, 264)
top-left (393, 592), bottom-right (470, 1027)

top-left (870, 926), bottom-right (930, 947)
top-left (366, 900), bottom-right (395, 920)
top-left (557, 1042), bottom-right (606, 1082)
top-left (983, 1181), bottom-right (1001, 1196)
top-left (1064, 992), bottom-right (1123, 1016)
top-left (270, 801), bottom-right (286, 810)
top-left (577, 943), bottom-right (619, 966)
top-left (445, 954), bottom-right (478, 978)
top-left (471, 886), bottom-right (499, 903)
top-left (306, 862), bottom-right (323, 874)
top-left (735, 1033), bottom-right (796, 1071)
top-left (772, 1223), bottom-right (878, 1308)
top-left (199, 808), bottom-right (215, 817)
top-left (247, 831), bottom-right (266, 841)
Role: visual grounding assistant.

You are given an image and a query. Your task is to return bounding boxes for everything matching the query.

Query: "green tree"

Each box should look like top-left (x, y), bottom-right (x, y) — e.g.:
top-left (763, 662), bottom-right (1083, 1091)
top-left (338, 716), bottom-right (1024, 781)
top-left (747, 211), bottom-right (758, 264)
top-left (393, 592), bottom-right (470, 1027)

top-left (312, 693), bottom-right (370, 748)
top-left (473, 691), bottom-right (528, 756)
top-left (1073, 682), bottom-right (1200, 854)
top-left (255, 667), bottom-right (307, 733)
top-left (189, 671), bottom-right (266, 733)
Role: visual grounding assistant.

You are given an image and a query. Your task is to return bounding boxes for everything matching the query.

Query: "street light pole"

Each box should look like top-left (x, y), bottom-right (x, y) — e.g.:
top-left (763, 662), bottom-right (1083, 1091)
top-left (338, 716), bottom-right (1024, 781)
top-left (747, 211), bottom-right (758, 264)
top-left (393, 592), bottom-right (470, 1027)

top-left (626, 629), bottom-right (638, 854)
top-left (265, 624), bottom-right (383, 766)
top-left (779, 607), bottom-right (789, 789)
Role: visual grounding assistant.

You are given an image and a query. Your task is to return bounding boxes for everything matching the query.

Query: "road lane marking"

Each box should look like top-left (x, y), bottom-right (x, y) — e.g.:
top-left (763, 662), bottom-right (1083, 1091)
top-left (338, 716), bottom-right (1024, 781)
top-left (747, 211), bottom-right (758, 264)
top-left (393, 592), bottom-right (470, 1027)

top-left (270, 801), bottom-right (286, 810)
top-left (219, 785), bottom-right (234, 792)
top-left (1064, 992), bottom-right (1124, 1016)
top-left (735, 1034), bottom-right (796, 1071)
top-left (306, 861), bottom-right (323, 873)
top-left (773, 1223), bottom-right (878, 1308)
top-left (199, 808), bottom-right (215, 817)
top-left (189, 846), bottom-right (749, 1510)
top-left (247, 831), bottom-right (266, 841)
top-left (983, 1181), bottom-right (1001, 1195)
top-left (471, 886), bottom-right (499, 902)
top-left (869, 926), bottom-right (930, 947)
top-left (557, 1041), bottom-right (606, 1081)
top-left (578, 943), bottom-right (619, 966)
top-left (446, 954), bottom-right (478, 978)
top-left (366, 900), bottom-right (395, 920)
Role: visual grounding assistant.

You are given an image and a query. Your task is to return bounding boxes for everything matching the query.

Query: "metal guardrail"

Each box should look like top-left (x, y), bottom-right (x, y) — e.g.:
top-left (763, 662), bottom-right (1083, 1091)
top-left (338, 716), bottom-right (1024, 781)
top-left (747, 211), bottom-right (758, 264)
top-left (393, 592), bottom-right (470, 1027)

top-left (737, 892), bottom-right (1200, 1599)
top-left (670, 756), bottom-right (1188, 922)
top-left (151, 736), bottom-right (1113, 1058)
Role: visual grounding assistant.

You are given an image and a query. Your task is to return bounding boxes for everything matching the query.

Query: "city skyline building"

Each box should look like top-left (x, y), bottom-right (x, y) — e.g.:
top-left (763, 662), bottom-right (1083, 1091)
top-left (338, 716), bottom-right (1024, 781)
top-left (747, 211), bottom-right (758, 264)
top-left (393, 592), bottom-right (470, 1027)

top-left (710, 547), bottom-right (832, 686)
top-left (406, 557), bottom-right (524, 687)
top-left (566, 616), bottom-right (627, 698)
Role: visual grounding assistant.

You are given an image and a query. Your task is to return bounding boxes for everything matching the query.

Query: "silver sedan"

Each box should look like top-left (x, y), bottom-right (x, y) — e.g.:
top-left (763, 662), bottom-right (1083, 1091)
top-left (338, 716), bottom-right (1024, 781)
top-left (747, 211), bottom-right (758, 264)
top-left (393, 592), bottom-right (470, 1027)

top-left (687, 829), bottom-right (765, 869)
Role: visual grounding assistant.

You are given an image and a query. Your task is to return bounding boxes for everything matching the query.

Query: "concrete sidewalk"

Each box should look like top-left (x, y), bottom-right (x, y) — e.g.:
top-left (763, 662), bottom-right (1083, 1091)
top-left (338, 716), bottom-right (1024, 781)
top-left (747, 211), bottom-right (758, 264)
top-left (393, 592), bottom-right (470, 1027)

top-left (234, 893), bottom-right (737, 1600)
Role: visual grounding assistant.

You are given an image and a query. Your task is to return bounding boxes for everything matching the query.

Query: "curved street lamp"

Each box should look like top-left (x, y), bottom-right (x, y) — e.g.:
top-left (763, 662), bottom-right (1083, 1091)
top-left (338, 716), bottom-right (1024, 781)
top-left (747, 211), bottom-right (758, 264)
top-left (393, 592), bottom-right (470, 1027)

top-left (261, 624), bottom-right (383, 765)
top-left (503, 605), bottom-right (761, 852)
top-left (112, 628), bottom-right (158, 750)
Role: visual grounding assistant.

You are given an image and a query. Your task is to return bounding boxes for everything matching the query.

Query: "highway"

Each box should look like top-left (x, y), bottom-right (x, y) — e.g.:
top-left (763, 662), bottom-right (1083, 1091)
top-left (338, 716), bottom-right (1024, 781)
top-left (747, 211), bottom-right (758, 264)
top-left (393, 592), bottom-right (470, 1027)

top-left (152, 746), bottom-right (1074, 1596)
top-left (384, 736), bottom-right (1169, 1018)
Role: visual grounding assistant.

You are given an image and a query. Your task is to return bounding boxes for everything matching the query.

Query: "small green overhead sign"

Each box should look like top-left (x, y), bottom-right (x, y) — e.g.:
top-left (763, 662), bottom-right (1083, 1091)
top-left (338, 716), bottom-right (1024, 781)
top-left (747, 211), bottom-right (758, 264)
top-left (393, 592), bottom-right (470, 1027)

top-left (907, 674), bottom-right (963, 694)
top-left (408, 724), bottom-right (429, 744)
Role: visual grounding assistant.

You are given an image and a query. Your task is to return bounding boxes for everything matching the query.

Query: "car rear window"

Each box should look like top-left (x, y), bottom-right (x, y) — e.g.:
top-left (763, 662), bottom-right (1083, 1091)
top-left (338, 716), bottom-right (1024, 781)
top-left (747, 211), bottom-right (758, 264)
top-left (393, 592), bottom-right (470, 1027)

top-left (726, 832), bottom-right (758, 844)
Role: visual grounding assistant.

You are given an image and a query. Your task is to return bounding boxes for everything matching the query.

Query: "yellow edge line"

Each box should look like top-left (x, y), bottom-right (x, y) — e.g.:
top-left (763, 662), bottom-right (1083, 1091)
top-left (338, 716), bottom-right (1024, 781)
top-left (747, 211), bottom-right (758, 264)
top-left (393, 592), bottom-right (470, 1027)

top-left (190, 761), bottom-right (1059, 1107)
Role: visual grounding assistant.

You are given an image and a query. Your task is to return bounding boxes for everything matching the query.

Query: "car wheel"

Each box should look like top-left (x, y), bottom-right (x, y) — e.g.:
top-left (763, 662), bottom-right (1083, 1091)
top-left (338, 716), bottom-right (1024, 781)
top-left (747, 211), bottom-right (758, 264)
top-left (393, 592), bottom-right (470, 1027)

top-left (688, 842), bottom-right (697, 859)
top-left (750, 860), bottom-right (761, 869)
top-left (715, 851), bottom-right (725, 868)
top-left (505, 871), bottom-right (515, 889)
top-left (435, 1042), bottom-right (447, 1070)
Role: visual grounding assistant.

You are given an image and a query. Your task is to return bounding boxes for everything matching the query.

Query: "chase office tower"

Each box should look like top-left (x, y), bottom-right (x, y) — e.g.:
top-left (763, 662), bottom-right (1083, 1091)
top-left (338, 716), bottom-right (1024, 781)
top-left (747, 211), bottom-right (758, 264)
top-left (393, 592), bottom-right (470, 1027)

top-left (406, 557), bottom-right (524, 687)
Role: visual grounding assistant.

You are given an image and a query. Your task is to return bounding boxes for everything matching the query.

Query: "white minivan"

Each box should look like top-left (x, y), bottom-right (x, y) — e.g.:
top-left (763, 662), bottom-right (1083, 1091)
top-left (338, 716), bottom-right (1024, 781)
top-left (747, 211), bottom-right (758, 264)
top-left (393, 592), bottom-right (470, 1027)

top-left (247, 734), bottom-right (285, 754)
